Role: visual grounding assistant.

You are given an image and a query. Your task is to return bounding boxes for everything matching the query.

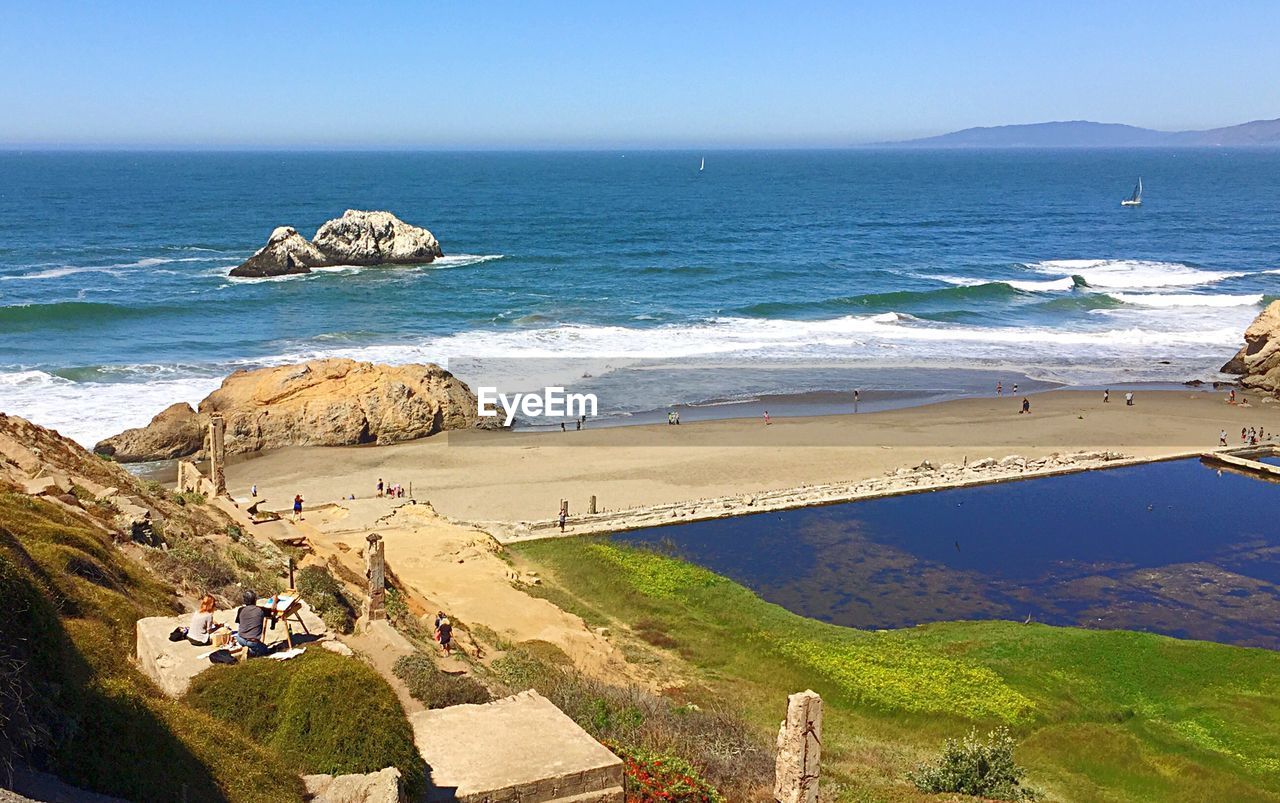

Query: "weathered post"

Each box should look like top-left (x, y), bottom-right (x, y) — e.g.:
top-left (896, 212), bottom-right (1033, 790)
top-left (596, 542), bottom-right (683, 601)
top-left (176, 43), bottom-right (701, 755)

top-left (365, 533), bottom-right (386, 622)
top-left (774, 689), bottom-right (821, 803)
top-left (208, 413), bottom-right (227, 496)
top-left (589, 495), bottom-right (597, 515)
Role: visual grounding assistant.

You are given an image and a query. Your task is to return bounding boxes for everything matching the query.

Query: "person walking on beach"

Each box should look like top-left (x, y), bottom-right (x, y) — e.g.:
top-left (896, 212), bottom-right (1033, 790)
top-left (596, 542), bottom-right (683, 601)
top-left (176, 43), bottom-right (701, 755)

top-left (674, 410), bottom-right (680, 424)
top-left (996, 381), bottom-right (1003, 396)
top-left (250, 484), bottom-right (258, 497)
top-left (1220, 430), bottom-right (1228, 446)
top-left (1242, 427), bottom-right (1248, 443)
top-left (763, 410), bottom-right (772, 425)
top-left (292, 494), bottom-right (304, 521)
top-left (1228, 389), bottom-right (1237, 405)
top-left (1125, 392), bottom-right (1134, 406)
top-left (1020, 397), bottom-right (1031, 415)
top-left (854, 389), bottom-right (860, 412)
top-left (1103, 389), bottom-right (1110, 404)
top-left (559, 509), bottom-right (567, 532)
top-left (1012, 383), bottom-right (1018, 395)
top-left (377, 478), bottom-right (384, 498)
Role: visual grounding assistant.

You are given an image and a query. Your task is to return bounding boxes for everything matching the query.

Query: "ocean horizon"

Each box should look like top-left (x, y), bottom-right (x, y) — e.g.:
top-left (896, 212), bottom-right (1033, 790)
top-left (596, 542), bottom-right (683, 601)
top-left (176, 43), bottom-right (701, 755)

top-left (1, 148), bottom-right (1276, 446)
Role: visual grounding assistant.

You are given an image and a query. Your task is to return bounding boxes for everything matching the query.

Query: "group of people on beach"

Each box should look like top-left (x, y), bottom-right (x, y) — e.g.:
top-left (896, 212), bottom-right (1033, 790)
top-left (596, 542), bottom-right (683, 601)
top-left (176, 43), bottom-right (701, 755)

top-left (1226, 426), bottom-right (1269, 446)
top-left (666, 410), bottom-right (681, 425)
top-left (376, 478), bottom-right (406, 498)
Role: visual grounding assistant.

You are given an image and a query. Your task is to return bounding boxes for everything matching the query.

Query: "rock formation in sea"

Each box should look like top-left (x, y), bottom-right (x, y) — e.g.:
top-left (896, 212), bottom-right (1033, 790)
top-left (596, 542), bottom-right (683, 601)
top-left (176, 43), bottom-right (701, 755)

top-left (228, 211), bottom-right (442, 277)
top-left (94, 402), bottom-right (204, 462)
top-left (312, 209), bottom-right (443, 266)
top-left (1222, 299), bottom-right (1280, 395)
top-left (94, 358), bottom-right (493, 461)
top-left (228, 226), bottom-right (330, 278)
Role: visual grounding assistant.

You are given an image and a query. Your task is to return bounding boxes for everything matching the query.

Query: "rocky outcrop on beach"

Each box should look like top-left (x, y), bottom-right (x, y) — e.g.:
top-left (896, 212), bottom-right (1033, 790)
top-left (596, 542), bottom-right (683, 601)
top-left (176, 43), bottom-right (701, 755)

top-left (94, 358), bottom-right (493, 461)
top-left (312, 209), bottom-right (442, 266)
top-left (228, 226), bottom-right (330, 277)
top-left (228, 211), bottom-right (442, 277)
top-left (1222, 300), bottom-right (1280, 395)
top-left (93, 402), bottom-right (204, 462)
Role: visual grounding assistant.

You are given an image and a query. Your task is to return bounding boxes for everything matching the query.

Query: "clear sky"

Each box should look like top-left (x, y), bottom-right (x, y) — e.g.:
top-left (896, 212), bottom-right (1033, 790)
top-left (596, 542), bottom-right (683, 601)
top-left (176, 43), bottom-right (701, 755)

top-left (3, 1), bottom-right (1278, 149)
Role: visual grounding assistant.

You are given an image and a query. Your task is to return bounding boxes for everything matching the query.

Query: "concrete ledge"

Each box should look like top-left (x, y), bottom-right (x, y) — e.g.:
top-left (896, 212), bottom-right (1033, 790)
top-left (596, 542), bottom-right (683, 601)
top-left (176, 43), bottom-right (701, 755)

top-left (136, 603), bottom-right (327, 697)
top-left (413, 691), bottom-right (623, 803)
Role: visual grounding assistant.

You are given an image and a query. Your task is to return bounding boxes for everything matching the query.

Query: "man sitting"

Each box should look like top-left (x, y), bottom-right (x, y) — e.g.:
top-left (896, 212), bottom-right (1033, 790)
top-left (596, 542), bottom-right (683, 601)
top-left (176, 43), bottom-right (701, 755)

top-left (234, 590), bottom-right (273, 657)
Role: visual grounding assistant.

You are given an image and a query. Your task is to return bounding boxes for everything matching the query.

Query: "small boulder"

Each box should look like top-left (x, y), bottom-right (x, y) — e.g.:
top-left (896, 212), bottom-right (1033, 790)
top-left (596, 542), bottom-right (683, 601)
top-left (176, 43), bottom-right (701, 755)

top-left (1222, 300), bottom-right (1280, 396)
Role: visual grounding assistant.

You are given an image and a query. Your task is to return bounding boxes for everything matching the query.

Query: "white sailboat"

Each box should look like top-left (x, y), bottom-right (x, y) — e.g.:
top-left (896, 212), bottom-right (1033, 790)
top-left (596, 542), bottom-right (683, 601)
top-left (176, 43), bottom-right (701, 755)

top-left (1121, 177), bottom-right (1142, 206)
top-left (699, 156), bottom-right (705, 172)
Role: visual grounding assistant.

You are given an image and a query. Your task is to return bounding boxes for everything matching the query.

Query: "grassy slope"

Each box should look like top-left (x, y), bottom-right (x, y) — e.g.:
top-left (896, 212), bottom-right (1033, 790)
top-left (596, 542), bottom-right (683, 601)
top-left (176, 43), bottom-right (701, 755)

top-left (184, 649), bottom-right (424, 795)
top-left (515, 539), bottom-right (1280, 803)
top-left (0, 490), bottom-right (305, 802)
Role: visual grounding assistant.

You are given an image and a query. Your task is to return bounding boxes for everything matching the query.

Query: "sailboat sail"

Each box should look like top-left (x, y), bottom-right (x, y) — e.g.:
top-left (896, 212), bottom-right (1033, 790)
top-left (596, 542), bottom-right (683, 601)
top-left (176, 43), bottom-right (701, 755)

top-left (699, 157), bottom-right (705, 172)
top-left (1121, 176), bottom-right (1143, 206)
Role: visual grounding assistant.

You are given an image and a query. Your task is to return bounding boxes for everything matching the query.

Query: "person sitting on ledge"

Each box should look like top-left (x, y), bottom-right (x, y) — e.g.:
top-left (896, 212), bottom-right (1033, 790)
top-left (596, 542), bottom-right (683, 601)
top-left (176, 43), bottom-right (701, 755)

top-left (234, 590), bottom-right (273, 657)
top-left (186, 594), bottom-right (222, 646)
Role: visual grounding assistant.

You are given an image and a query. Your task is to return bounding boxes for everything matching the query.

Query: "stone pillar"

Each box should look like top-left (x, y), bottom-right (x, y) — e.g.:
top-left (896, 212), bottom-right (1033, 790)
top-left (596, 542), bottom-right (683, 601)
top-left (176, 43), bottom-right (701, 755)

top-left (365, 533), bottom-right (386, 622)
top-left (208, 413), bottom-right (227, 496)
top-left (774, 690), bottom-right (821, 803)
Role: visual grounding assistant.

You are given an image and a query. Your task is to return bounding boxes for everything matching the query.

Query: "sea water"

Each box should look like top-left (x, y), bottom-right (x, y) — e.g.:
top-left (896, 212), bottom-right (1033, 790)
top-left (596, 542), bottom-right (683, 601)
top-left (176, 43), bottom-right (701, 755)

top-left (1, 149), bottom-right (1277, 445)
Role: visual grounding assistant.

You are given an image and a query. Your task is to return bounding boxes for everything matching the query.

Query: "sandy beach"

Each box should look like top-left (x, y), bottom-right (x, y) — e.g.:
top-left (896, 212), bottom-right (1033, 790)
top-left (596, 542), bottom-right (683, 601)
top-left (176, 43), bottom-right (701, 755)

top-left (227, 388), bottom-right (1280, 527)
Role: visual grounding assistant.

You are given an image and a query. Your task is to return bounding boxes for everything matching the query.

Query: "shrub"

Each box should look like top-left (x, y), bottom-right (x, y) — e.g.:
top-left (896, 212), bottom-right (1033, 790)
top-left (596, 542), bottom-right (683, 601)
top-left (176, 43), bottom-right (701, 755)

top-left (185, 649), bottom-right (423, 797)
top-left (296, 565), bottom-right (356, 635)
top-left (226, 524), bottom-right (243, 542)
top-left (604, 740), bottom-right (724, 803)
top-left (489, 647), bottom-right (770, 801)
top-left (908, 727), bottom-right (1041, 801)
top-left (393, 652), bottom-right (491, 709)
top-left (175, 490), bottom-right (206, 506)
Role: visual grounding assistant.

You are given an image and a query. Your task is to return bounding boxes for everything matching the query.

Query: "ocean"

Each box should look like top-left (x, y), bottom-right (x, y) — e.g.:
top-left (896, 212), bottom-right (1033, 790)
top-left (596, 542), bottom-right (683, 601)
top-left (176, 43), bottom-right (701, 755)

top-left (1, 149), bottom-right (1277, 446)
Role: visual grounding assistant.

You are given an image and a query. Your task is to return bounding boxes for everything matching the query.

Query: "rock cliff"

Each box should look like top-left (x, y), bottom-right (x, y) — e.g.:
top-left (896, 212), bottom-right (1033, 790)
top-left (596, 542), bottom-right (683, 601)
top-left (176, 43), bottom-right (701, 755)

top-left (94, 358), bottom-right (492, 461)
top-left (228, 211), bottom-right (442, 277)
top-left (228, 226), bottom-right (330, 278)
top-left (94, 402), bottom-right (204, 463)
top-left (1221, 300), bottom-right (1280, 395)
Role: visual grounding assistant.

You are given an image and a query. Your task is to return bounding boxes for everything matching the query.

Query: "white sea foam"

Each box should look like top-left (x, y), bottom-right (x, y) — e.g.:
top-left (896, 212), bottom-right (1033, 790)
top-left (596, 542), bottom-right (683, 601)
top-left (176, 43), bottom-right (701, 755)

top-left (4, 299), bottom-right (1258, 447)
top-left (430, 254), bottom-right (504, 268)
top-left (1026, 259), bottom-right (1244, 289)
top-left (934, 275), bottom-right (1078, 292)
top-left (4, 255), bottom-right (239, 281)
top-left (1108, 293), bottom-right (1264, 308)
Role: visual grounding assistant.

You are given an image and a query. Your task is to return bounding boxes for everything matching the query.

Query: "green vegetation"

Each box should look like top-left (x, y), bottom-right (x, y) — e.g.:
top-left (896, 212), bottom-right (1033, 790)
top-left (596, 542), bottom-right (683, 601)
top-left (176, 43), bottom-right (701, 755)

top-left (393, 651), bottom-right (492, 708)
top-left (0, 490), bottom-right (304, 802)
top-left (487, 644), bottom-right (772, 801)
top-left (604, 739), bottom-right (724, 803)
top-left (174, 490), bottom-right (207, 506)
top-left (148, 530), bottom-right (283, 602)
top-left (908, 727), bottom-right (1040, 800)
top-left (296, 565), bottom-right (357, 634)
top-left (185, 649), bottom-right (424, 796)
top-left (515, 538), bottom-right (1280, 802)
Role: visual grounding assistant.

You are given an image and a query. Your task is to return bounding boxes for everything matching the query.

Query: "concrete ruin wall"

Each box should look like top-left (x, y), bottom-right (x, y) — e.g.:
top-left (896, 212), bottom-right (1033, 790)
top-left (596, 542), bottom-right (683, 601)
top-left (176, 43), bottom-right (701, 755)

top-left (774, 690), bottom-right (822, 803)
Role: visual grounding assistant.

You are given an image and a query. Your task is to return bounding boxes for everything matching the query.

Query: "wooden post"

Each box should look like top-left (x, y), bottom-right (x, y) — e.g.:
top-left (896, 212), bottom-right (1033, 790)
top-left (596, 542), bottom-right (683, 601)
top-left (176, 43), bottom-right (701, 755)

top-left (208, 413), bottom-right (227, 496)
top-left (364, 533), bottom-right (386, 622)
top-left (774, 690), bottom-right (821, 803)
top-left (588, 495), bottom-right (597, 514)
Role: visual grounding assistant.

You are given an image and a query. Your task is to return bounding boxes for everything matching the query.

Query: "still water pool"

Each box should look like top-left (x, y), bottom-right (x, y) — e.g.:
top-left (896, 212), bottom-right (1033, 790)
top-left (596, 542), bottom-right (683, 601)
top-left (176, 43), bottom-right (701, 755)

top-left (615, 459), bottom-right (1280, 649)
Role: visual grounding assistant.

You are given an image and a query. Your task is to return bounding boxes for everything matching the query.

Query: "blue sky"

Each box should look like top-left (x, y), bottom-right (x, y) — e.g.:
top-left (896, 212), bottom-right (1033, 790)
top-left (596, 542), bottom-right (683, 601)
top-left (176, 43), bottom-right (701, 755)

top-left (3, 1), bottom-right (1278, 148)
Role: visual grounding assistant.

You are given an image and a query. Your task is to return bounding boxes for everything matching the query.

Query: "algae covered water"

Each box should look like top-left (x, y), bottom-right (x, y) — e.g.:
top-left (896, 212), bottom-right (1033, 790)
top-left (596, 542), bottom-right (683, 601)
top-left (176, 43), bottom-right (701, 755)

top-left (616, 459), bottom-right (1280, 649)
top-left (1, 149), bottom-right (1278, 445)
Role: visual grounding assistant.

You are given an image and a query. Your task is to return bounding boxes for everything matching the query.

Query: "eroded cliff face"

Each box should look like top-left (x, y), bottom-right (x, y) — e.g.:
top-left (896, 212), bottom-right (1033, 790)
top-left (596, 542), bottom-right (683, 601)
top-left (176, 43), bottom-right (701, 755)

top-left (1222, 300), bottom-right (1280, 395)
top-left (228, 211), bottom-right (441, 277)
top-left (95, 358), bottom-right (492, 461)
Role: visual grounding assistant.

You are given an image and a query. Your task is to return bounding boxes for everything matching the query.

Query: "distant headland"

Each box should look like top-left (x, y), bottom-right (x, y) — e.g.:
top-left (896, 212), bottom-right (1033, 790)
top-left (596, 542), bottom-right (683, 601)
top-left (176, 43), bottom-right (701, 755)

top-left (877, 117), bottom-right (1280, 148)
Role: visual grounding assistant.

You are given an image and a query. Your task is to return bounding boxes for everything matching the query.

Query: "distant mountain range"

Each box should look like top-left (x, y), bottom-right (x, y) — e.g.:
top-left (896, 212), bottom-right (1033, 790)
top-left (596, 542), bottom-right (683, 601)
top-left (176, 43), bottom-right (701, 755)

top-left (879, 118), bottom-right (1280, 148)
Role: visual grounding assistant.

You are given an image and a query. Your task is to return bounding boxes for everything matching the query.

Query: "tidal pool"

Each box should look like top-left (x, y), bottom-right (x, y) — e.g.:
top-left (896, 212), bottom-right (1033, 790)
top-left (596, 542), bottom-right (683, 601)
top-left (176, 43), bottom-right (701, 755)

top-left (615, 459), bottom-right (1280, 649)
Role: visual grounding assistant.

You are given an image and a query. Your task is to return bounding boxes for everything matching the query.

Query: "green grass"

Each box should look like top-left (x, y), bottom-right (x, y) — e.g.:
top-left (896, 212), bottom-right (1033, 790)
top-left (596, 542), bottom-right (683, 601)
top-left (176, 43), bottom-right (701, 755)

top-left (515, 538), bottom-right (1280, 802)
top-left (0, 490), bottom-right (305, 802)
top-left (185, 649), bottom-right (424, 796)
